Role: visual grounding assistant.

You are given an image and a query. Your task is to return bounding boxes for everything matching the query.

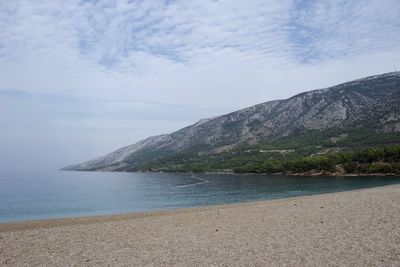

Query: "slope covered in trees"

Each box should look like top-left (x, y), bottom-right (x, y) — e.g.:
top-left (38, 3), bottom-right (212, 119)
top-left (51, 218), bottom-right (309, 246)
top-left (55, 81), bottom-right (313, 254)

top-left (130, 129), bottom-right (400, 175)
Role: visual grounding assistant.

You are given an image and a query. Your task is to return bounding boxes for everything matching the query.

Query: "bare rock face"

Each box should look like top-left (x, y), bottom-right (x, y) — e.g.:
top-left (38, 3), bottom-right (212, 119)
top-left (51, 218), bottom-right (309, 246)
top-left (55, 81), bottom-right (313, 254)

top-left (64, 72), bottom-right (400, 171)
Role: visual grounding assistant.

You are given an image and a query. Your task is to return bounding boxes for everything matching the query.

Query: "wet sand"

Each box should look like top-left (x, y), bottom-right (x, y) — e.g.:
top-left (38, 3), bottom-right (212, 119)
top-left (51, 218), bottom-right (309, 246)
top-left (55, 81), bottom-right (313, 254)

top-left (1, 184), bottom-right (400, 266)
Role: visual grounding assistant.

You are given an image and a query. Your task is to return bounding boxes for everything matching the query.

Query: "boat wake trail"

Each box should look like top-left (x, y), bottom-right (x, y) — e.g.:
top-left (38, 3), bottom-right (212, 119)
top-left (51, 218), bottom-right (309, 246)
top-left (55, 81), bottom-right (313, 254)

top-left (172, 175), bottom-right (210, 189)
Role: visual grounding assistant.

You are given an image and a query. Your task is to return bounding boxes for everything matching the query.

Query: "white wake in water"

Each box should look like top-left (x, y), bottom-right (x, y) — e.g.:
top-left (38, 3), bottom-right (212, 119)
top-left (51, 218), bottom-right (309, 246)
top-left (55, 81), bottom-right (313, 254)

top-left (172, 175), bottom-right (210, 189)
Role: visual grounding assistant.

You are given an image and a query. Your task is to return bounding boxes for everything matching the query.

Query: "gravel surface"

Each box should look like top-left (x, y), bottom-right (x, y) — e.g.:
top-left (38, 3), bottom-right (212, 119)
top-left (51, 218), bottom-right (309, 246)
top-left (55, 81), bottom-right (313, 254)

top-left (1, 184), bottom-right (400, 266)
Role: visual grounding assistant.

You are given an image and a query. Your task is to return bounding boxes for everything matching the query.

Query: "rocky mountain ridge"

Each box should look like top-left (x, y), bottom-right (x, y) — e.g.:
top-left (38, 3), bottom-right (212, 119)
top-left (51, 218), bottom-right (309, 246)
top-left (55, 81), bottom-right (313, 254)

top-left (63, 72), bottom-right (400, 171)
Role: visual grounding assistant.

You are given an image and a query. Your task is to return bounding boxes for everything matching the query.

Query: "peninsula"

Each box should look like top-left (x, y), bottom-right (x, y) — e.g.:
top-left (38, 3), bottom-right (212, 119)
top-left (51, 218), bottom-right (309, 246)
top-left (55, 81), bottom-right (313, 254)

top-left (64, 72), bottom-right (400, 175)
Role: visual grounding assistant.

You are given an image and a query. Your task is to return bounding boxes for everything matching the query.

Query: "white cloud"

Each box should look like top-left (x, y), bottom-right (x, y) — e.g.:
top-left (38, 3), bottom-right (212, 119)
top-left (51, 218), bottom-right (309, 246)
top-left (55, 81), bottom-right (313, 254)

top-left (1, 0), bottom-right (399, 106)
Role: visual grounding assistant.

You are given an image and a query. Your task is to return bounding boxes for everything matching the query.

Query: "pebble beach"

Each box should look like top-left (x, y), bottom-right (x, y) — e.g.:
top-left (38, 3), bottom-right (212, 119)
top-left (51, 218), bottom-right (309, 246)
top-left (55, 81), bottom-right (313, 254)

top-left (1, 184), bottom-right (400, 266)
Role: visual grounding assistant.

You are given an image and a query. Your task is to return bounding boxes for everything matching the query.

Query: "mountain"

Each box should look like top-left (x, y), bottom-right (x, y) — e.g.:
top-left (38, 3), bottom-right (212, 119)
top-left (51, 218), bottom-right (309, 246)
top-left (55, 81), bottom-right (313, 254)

top-left (63, 72), bottom-right (400, 173)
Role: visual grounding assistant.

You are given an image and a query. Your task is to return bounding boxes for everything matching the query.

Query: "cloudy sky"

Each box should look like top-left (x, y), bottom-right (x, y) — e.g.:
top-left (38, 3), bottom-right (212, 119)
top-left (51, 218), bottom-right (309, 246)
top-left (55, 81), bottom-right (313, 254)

top-left (1, 0), bottom-right (399, 170)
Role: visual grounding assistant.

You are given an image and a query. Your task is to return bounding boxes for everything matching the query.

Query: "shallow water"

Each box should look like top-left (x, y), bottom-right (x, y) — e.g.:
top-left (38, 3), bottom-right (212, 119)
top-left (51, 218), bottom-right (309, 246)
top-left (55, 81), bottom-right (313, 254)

top-left (0, 169), bottom-right (399, 223)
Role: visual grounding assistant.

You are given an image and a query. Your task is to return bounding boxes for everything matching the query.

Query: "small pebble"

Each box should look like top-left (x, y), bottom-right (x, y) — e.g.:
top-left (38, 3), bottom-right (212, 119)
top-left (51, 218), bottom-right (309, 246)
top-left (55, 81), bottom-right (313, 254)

top-left (321, 221), bottom-right (323, 224)
top-left (216, 229), bottom-right (218, 232)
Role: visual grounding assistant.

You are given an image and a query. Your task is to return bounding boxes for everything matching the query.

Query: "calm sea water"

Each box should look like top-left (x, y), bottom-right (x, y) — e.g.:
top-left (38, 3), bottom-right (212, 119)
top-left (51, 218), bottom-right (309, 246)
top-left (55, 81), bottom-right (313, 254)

top-left (0, 169), bottom-right (399, 223)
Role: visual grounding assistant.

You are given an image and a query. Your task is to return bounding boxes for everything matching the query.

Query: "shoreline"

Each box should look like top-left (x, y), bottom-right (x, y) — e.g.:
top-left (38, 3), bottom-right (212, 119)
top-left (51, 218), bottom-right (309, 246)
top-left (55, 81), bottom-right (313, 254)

top-left (1, 183), bottom-right (398, 230)
top-left (67, 168), bottom-right (400, 177)
top-left (2, 184), bottom-right (400, 266)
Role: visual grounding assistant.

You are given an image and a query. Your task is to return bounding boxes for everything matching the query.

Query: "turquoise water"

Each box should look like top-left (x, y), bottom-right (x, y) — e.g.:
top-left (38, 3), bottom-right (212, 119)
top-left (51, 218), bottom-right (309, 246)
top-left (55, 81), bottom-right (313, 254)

top-left (0, 169), bottom-right (399, 223)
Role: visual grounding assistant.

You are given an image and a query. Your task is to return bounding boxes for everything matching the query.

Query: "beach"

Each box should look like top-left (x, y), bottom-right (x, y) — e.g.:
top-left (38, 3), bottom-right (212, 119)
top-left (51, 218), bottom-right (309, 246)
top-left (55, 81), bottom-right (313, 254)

top-left (1, 184), bottom-right (400, 266)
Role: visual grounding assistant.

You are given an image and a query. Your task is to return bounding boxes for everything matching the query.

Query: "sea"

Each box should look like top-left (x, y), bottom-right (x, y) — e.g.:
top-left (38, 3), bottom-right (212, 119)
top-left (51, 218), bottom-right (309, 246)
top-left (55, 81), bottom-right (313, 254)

top-left (0, 169), bottom-right (399, 223)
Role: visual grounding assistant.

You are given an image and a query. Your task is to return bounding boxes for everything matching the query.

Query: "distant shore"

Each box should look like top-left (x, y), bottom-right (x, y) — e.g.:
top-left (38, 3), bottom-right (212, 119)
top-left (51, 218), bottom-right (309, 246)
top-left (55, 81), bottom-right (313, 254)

top-left (1, 184), bottom-right (400, 266)
top-left (134, 169), bottom-right (400, 177)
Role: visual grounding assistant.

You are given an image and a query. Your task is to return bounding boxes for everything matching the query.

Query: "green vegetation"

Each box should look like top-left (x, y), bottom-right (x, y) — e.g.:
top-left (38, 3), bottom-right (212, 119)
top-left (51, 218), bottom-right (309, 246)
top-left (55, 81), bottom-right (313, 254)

top-left (275, 146), bottom-right (400, 175)
top-left (129, 128), bottom-right (400, 175)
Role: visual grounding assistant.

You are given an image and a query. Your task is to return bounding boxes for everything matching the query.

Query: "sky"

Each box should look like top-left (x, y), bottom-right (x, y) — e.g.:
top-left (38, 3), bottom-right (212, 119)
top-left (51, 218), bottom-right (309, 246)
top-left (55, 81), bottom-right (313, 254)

top-left (0, 0), bottom-right (400, 170)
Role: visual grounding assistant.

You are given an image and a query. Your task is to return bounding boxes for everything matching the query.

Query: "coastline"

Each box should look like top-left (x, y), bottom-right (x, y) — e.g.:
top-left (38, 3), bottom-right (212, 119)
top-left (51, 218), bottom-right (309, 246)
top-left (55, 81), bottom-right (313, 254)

top-left (1, 184), bottom-right (400, 266)
top-left (2, 181), bottom-right (399, 230)
top-left (69, 168), bottom-right (400, 177)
